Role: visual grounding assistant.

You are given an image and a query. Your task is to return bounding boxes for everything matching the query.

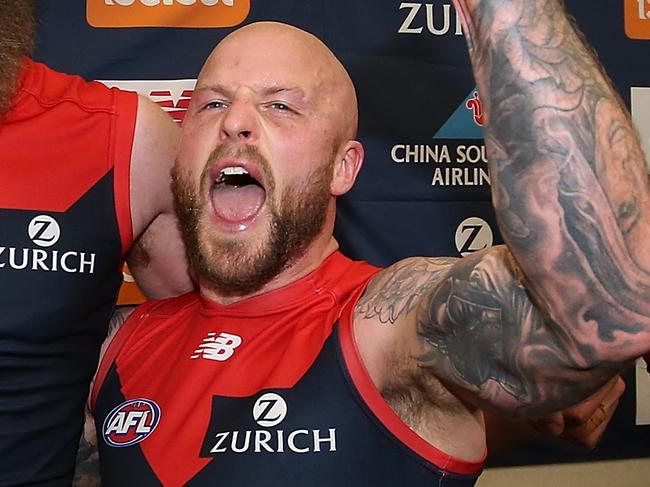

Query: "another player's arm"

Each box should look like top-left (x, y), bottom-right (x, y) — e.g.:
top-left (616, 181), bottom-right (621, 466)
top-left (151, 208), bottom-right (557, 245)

top-left (73, 307), bottom-right (135, 487)
top-left (356, 250), bottom-right (626, 416)
top-left (453, 0), bottom-right (650, 362)
top-left (128, 95), bottom-right (194, 299)
top-left (73, 405), bottom-right (101, 487)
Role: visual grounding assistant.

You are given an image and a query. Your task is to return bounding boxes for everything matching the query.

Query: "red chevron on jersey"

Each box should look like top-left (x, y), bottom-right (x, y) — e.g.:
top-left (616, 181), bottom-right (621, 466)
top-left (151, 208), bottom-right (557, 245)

top-left (93, 251), bottom-right (381, 486)
top-left (94, 252), bottom-right (485, 487)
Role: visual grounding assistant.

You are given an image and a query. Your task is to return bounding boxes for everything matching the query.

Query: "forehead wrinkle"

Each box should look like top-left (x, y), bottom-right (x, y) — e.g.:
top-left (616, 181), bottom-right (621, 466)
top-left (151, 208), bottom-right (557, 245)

top-left (199, 21), bottom-right (358, 137)
top-left (195, 83), bottom-right (310, 109)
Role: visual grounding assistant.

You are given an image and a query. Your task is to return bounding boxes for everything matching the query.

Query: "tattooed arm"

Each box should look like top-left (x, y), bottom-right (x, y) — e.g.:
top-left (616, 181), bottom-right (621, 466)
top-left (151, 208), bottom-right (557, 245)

top-left (73, 306), bottom-right (135, 487)
top-left (73, 406), bottom-right (101, 487)
top-left (450, 0), bottom-right (650, 365)
top-left (356, 248), bottom-right (625, 416)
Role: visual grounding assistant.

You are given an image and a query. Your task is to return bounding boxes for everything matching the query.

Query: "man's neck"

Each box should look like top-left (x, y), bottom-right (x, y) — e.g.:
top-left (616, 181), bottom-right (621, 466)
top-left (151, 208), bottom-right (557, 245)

top-left (198, 237), bottom-right (340, 306)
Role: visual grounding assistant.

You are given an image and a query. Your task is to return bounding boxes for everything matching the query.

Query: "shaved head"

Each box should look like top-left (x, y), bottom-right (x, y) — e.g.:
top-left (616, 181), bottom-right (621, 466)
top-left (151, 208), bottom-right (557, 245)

top-left (199, 21), bottom-right (359, 142)
top-left (0, 0), bottom-right (35, 116)
top-left (175, 21), bottom-right (365, 300)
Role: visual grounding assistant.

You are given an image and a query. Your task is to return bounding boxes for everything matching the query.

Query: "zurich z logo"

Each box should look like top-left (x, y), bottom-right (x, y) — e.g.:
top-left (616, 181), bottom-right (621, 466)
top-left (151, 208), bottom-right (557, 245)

top-left (102, 398), bottom-right (161, 447)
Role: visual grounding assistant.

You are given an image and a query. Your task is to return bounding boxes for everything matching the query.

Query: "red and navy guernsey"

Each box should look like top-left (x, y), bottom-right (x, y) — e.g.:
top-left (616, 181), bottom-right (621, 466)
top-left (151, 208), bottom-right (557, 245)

top-left (0, 59), bottom-right (137, 486)
top-left (92, 251), bottom-right (484, 486)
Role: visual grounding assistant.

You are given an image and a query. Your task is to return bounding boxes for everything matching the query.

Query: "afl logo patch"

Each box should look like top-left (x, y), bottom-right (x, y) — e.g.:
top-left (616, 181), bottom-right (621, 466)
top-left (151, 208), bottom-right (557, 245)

top-left (102, 398), bottom-right (161, 447)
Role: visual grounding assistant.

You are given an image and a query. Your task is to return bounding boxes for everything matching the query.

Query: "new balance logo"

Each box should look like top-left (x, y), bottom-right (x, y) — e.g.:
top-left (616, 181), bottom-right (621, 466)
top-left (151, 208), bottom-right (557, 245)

top-left (190, 332), bottom-right (242, 361)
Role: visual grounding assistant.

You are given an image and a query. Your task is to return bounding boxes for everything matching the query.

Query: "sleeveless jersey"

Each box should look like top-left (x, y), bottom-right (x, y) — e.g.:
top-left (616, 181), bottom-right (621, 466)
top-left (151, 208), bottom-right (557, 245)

top-left (0, 59), bottom-right (137, 486)
top-left (92, 252), bottom-right (484, 487)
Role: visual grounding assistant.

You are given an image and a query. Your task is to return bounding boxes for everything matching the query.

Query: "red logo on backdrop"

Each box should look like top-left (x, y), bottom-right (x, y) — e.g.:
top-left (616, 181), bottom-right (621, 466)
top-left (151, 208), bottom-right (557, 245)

top-left (466, 91), bottom-right (484, 126)
top-left (98, 80), bottom-right (196, 124)
top-left (102, 398), bottom-right (161, 447)
top-left (148, 89), bottom-right (193, 123)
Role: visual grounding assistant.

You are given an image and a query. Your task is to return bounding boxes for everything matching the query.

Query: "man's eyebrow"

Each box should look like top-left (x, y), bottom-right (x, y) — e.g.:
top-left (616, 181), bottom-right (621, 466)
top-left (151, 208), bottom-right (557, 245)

top-left (260, 86), bottom-right (306, 98)
top-left (196, 84), bottom-right (305, 96)
top-left (194, 84), bottom-right (232, 97)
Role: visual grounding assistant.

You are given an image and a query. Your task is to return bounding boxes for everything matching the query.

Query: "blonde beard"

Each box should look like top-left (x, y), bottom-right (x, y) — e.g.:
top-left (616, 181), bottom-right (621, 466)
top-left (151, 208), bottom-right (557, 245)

top-left (0, 0), bottom-right (35, 115)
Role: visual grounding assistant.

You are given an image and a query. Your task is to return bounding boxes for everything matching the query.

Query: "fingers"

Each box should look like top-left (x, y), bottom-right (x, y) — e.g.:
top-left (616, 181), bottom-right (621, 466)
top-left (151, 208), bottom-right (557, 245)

top-left (527, 376), bottom-right (625, 450)
top-left (566, 376), bottom-right (626, 425)
top-left (528, 412), bottom-right (565, 437)
top-left (559, 376), bottom-right (626, 450)
top-left (562, 396), bottom-right (620, 450)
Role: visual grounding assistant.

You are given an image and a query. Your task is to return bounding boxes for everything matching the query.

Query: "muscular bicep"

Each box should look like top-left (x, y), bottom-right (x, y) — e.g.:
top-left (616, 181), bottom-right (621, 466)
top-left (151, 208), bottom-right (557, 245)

top-left (128, 95), bottom-right (193, 299)
top-left (357, 248), bottom-right (625, 416)
top-left (127, 212), bottom-right (193, 299)
top-left (419, 246), bottom-right (629, 414)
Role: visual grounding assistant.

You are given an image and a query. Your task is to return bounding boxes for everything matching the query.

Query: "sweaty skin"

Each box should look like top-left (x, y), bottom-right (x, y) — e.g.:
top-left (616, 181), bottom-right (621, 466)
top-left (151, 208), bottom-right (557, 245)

top-left (77, 14), bottom-right (643, 483)
top-left (175, 22), bottom-right (364, 304)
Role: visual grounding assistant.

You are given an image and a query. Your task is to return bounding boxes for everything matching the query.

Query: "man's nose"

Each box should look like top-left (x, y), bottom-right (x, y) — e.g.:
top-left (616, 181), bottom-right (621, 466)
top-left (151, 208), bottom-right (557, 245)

top-left (220, 96), bottom-right (258, 142)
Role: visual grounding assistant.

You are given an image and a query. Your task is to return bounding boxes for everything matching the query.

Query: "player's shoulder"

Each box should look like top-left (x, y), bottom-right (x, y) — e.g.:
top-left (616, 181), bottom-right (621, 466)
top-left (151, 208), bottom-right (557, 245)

top-left (129, 292), bottom-right (201, 323)
top-left (369, 255), bottom-right (459, 289)
top-left (24, 59), bottom-right (136, 113)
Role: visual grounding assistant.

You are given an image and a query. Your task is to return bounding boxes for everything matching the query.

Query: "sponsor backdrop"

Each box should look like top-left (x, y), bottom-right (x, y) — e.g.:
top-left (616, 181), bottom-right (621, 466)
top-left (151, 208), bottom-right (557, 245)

top-left (33, 0), bottom-right (650, 468)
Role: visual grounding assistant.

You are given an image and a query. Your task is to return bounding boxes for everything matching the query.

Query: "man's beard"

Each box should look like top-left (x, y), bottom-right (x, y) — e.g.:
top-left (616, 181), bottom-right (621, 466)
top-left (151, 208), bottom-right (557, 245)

top-left (0, 0), bottom-right (35, 116)
top-left (172, 146), bottom-right (333, 297)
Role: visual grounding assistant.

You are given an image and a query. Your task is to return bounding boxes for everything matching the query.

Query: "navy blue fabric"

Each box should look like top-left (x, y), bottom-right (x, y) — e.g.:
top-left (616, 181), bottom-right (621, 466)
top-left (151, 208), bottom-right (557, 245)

top-left (31, 0), bottom-right (650, 467)
top-left (95, 327), bottom-right (480, 486)
top-left (0, 173), bottom-right (122, 486)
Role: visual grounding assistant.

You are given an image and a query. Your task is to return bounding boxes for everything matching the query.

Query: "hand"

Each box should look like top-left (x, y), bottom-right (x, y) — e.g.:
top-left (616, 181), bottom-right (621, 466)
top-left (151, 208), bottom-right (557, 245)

top-left (528, 376), bottom-right (625, 449)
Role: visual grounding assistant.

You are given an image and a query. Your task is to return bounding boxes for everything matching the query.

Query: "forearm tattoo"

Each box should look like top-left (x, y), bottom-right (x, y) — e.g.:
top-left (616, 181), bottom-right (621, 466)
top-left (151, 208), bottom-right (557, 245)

top-left (71, 307), bottom-right (133, 486)
top-left (457, 1), bottom-right (650, 362)
top-left (107, 306), bottom-right (131, 338)
top-left (73, 431), bottom-right (100, 487)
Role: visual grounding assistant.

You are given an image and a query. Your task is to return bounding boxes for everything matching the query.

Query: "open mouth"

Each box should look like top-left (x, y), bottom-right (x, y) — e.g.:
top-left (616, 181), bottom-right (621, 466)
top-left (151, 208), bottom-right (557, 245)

top-left (210, 166), bottom-right (267, 226)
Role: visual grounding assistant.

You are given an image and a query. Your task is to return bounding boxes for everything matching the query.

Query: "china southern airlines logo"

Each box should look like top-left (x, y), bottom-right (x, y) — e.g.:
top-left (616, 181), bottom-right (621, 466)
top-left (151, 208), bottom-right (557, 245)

top-left (102, 398), bottom-right (161, 447)
top-left (190, 332), bottom-right (242, 361)
top-left (465, 91), bottom-right (484, 126)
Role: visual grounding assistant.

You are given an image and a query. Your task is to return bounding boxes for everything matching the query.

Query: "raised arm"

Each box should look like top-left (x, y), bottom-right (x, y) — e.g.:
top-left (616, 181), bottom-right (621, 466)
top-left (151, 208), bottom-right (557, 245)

top-left (452, 0), bottom-right (650, 363)
top-left (128, 95), bottom-right (194, 299)
top-left (355, 248), bottom-right (626, 416)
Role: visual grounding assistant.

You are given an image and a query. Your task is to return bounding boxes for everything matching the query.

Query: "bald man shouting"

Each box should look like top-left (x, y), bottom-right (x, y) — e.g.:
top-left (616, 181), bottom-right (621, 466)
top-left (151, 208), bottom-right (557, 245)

top-left (81, 4), bottom-right (648, 485)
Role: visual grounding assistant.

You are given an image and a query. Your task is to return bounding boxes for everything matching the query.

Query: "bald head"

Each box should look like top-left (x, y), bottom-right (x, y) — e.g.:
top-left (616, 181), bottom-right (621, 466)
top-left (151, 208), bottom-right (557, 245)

top-left (198, 22), bottom-right (358, 141)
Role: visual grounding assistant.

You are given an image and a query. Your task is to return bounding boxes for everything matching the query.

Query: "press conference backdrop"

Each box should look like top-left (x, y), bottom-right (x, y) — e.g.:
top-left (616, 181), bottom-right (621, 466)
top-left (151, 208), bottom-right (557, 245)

top-left (33, 0), bottom-right (650, 468)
